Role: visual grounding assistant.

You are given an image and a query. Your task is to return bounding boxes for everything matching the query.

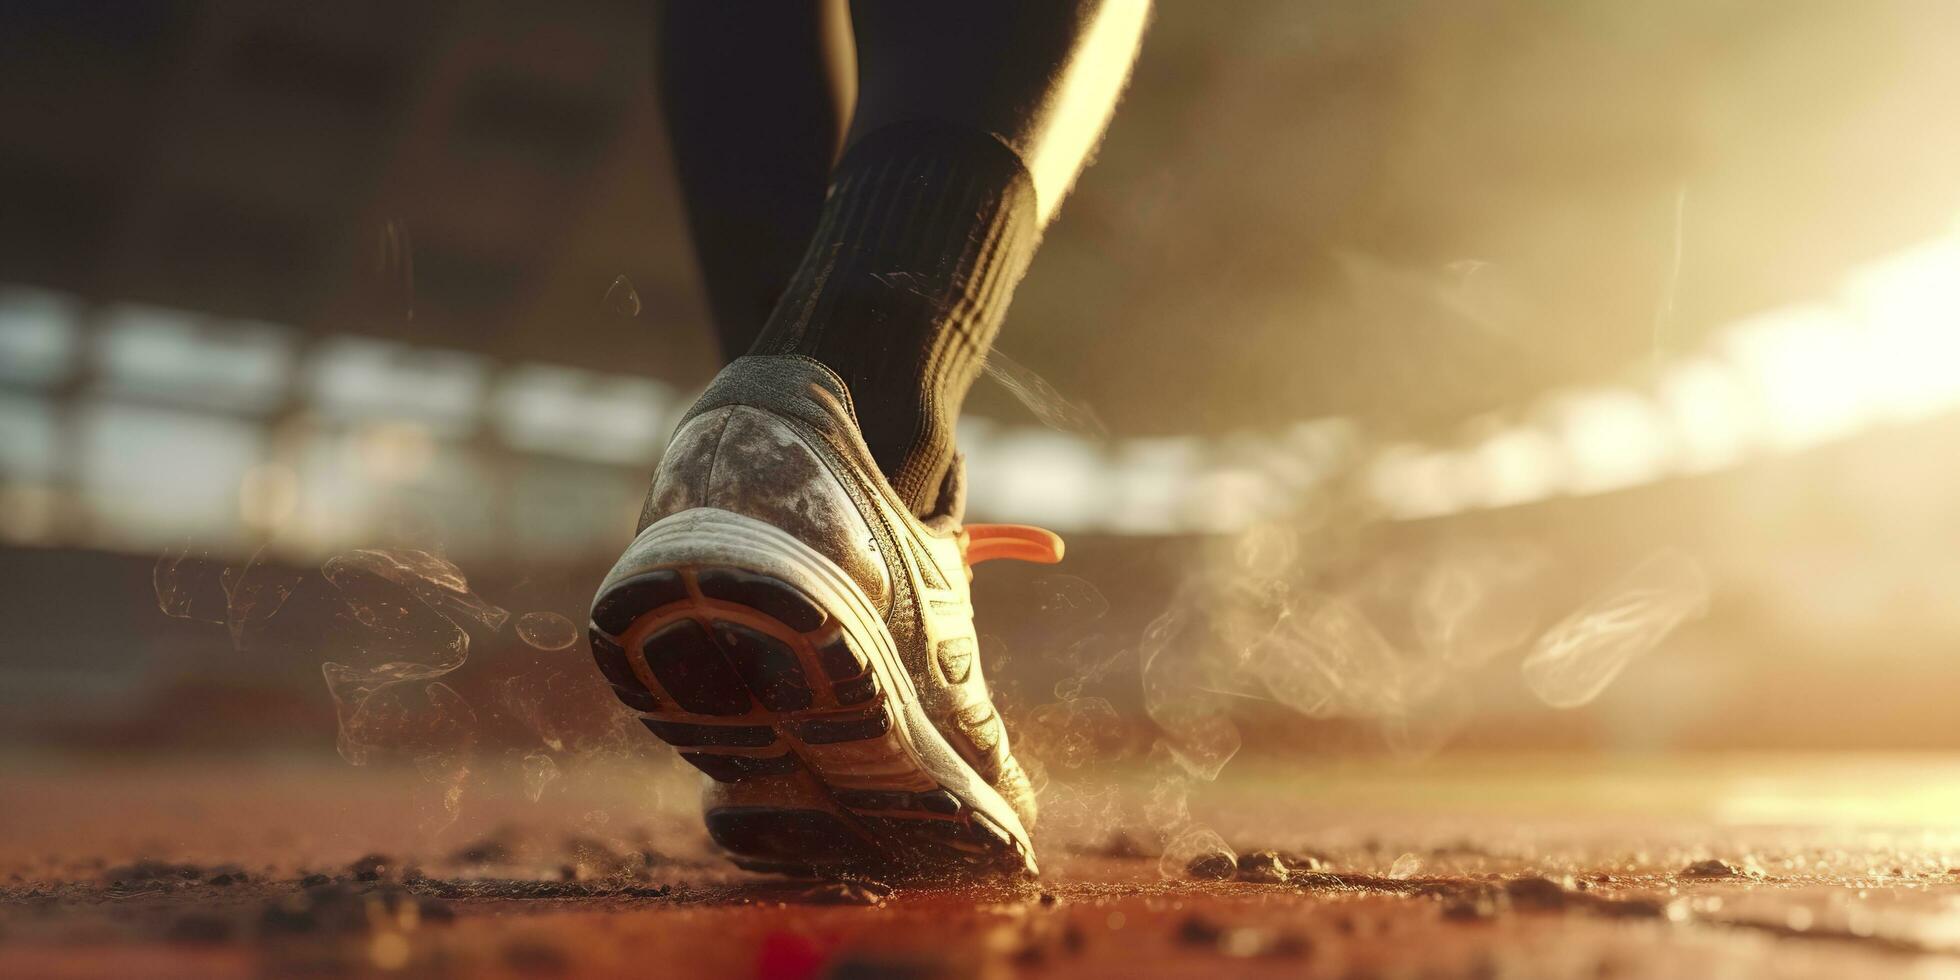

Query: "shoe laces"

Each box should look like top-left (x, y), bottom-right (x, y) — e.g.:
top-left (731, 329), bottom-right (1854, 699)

top-left (959, 524), bottom-right (1065, 569)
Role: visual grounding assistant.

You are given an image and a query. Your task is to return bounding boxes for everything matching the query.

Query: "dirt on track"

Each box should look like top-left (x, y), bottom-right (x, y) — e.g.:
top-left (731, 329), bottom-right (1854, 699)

top-left (6, 754), bottom-right (1960, 979)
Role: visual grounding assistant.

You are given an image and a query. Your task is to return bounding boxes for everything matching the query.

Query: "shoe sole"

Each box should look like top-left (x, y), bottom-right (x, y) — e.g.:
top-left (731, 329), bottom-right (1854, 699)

top-left (588, 508), bottom-right (1036, 878)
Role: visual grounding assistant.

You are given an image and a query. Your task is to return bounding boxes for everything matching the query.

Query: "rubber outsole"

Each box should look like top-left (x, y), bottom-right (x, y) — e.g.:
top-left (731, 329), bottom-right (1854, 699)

top-left (588, 558), bottom-right (1031, 879)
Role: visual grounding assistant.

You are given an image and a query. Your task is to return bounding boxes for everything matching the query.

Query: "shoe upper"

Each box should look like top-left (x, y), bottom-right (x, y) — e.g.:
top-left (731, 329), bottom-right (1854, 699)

top-left (639, 355), bottom-right (1040, 829)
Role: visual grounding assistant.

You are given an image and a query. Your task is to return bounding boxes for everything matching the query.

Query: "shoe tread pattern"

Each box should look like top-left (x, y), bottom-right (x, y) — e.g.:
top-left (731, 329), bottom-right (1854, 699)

top-left (588, 564), bottom-right (1028, 877)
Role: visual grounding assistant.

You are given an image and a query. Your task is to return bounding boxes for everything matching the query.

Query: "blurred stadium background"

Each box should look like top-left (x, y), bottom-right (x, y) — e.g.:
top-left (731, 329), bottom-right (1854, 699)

top-left (7, 0), bottom-right (1960, 772)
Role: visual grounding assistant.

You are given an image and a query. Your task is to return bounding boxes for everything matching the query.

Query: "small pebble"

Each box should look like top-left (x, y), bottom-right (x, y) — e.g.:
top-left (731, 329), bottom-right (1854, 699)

top-left (1281, 851), bottom-right (1330, 872)
top-left (1504, 876), bottom-right (1571, 910)
top-left (1680, 859), bottom-right (1745, 879)
top-left (350, 854), bottom-right (394, 882)
top-left (1186, 853), bottom-right (1237, 880)
top-left (1388, 853), bottom-right (1423, 879)
top-left (205, 866), bottom-right (247, 885)
top-left (1237, 851), bottom-right (1290, 885)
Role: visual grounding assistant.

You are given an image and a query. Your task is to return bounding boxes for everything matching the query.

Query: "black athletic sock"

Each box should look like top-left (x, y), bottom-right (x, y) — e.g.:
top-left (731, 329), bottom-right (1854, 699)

top-left (751, 120), bottom-right (1039, 516)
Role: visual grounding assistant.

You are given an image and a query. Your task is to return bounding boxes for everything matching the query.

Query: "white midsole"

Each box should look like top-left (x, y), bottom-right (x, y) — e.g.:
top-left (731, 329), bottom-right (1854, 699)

top-left (600, 507), bottom-right (1034, 862)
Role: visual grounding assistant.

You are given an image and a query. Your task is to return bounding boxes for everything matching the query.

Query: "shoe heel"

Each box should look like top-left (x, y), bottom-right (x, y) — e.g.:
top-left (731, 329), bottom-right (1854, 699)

top-left (587, 508), bottom-right (1034, 876)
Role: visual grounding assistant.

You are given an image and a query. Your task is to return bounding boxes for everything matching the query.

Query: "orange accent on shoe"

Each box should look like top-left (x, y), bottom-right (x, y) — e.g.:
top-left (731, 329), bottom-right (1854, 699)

top-left (960, 524), bottom-right (1065, 567)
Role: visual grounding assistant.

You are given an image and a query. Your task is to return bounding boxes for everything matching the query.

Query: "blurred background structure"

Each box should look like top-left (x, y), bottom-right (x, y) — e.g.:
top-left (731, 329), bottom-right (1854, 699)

top-left (6, 0), bottom-right (1960, 782)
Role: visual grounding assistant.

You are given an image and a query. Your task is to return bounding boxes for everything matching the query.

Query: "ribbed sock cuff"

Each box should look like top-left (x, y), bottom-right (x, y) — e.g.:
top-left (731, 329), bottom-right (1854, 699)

top-left (753, 120), bottom-right (1038, 514)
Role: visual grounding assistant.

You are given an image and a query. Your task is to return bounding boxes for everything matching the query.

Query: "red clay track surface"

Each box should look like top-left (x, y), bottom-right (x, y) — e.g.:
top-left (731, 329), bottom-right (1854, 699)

top-left (4, 755), bottom-right (1960, 978)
